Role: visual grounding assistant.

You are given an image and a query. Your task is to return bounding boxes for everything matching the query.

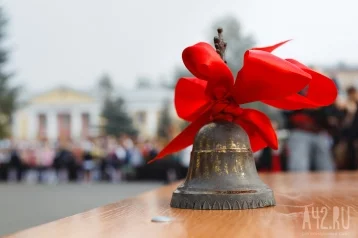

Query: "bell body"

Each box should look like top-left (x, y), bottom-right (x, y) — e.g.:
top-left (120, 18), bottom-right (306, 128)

top-left (170, 122), bottom-right (276, 210)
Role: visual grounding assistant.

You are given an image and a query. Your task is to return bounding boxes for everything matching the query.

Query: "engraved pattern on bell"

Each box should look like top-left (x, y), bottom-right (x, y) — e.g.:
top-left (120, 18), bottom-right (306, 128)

top-left (170, 122), bottom-right (276, 210)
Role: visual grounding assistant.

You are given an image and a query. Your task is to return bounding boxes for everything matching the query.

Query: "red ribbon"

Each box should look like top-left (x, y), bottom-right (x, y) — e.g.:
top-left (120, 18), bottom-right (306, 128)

top-left (149, 40), bottom-right (337, 163)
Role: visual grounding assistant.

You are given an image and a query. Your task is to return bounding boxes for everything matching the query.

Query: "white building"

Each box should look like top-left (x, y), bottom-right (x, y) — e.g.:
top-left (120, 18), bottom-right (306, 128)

top-left (11, 85), bottom-right (177, 141)
top-left (12, 86), bottom-right (101, 142)
top-left (119, 86), bottom-right (177, 138)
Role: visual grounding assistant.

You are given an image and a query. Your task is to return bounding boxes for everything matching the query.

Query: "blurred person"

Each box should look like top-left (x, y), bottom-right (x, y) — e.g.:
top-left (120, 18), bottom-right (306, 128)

top-left (65, 146), bottom-right (78, 182)
top-left (8, 146), bottom-right (24, 182)
top-left (26, 147), bottom-right (37, 168)
top-left (20, 145), bottom-right (37, 182)
top-left (342, 86), bottom-right (358, 170)
top-left (256, 121), bottom-right (283, 172)
top-left (141, 139), bottom-right (158, 162)
top-left (96, 136), bottom-right (112, 181)
top-left (326, 96), bottom-right (347, 144)
top-left (100, 154), bottom-right (112, 182)
top-left (126, 139), bottom-right (144, 180)
top-left (0, 147), bottom-right (9, 181)
top-left (82, 140), bottom-right (95, 182)
top-left (129, 140), bottom-right (144, 168)
top-left (325, 96), bottom-right (349, 169)
top-left (136, 139), bottom-right (178, 182)
top-left (285, 107), bottom-right (334, 171)
top-left (122, 134), bottom-right (134, 151)
top-left (111, 138), bottom-right (129, 182)
top-left (36, 141), bottom-right (55, 183)
top-left (92, 138), bottom-right (106, 160)
top-left (341, 87), bottom-right (358, 128)
top-left (72, 142), bottom-right (84, 165)
top-left (53, 143), bottom-right (74, 182)
top-left (90, 138), bottom-right (106, 181)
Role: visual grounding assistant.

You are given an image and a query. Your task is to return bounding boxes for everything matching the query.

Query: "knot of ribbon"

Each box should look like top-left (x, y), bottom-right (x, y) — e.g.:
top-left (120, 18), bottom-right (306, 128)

top-left (149, 40), bottom-right (338, 163)
top-left (210, 99), bottom-right (243, 122)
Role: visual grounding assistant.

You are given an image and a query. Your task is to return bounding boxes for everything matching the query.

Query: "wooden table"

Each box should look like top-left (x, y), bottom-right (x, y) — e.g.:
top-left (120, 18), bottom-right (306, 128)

top-left (5, 172), bottom-right (358, 238)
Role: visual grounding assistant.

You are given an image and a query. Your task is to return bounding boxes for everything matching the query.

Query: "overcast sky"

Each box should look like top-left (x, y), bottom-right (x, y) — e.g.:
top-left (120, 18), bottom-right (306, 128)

top-left (3, 0), bottom-right (358, 91)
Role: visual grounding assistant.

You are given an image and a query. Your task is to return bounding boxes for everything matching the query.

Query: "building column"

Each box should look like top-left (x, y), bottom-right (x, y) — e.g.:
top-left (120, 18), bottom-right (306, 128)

top-left (47, 111), bottom-right (57, 142)
top-left (147, 111), bottom-right (157, 138)
top-left (71, 110), bottom-right (82, 141)
top-left (27, 110), bottom-right (38, 140)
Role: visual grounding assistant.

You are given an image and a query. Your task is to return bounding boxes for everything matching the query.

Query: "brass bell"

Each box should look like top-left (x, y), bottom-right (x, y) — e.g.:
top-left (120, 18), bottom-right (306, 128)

top-left (170, 122), bottom-right (276, 210)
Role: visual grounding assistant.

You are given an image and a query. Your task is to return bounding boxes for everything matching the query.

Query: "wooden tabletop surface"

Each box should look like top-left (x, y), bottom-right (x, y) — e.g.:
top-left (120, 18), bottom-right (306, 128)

top-left (5, 172), bottom-right (358, 238)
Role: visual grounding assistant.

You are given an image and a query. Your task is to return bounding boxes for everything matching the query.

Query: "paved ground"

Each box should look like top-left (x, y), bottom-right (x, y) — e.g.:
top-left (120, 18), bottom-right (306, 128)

top-left (0, 182), bottom-right (162, 236)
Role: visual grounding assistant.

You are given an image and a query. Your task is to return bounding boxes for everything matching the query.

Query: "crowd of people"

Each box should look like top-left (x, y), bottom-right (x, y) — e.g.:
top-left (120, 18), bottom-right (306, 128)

top-left (1, 85), bottom-right (358, 183)
top-left (0, 135), bottom-right (187, 184)
top-left (256, 85), bottom-right (358, 172)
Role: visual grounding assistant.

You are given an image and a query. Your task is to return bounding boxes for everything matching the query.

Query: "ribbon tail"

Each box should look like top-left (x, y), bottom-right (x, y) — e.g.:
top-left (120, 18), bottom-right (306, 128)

top-left (251, 39), bottom-right (291, 53)
top-left (234, 109), bottom-right (278, 152)
top-left (148, 110), bottom-right (212, 163)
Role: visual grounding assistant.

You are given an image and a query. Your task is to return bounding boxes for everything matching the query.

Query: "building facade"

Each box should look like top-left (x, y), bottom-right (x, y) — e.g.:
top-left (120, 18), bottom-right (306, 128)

top-left (12, 87), bottom-right (101, 142)
top-left (12, 86), bottom-right (178, 141)
top-left (119, 86), bottom-right (178, 138)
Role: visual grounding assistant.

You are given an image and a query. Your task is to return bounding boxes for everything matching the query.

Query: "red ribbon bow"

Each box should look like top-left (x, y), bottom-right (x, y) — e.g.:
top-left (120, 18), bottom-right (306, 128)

top-left (150, 40), bottom-right (337, 163)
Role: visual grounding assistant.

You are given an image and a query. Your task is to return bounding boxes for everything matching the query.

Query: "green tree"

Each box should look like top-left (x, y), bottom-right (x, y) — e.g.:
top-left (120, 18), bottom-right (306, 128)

top-left (157, 99), bottom-right (172, 139)
top-left (0, 7), bottom-right (19, 138)
top-left (98, 74), bottom-right (137, 136)
top-left (97, 73), bottom-right (113, 101)
top-left (102, 97), bottom-right (137, 137)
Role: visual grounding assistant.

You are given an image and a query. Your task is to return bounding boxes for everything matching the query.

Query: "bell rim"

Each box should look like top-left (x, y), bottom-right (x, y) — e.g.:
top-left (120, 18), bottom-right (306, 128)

top-left (170, 188), bottom-right (276, 210)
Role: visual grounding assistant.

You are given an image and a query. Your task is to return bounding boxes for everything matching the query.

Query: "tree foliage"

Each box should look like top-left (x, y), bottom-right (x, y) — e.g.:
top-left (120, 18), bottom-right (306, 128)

top-left (0, 7), bottom-right (19, 138)
top-left (102, 97), bottom-right (137, 137)
top-left (98, 74), bottom-right (137, 137)
top-left (97, 73), bottom-right (113, 101)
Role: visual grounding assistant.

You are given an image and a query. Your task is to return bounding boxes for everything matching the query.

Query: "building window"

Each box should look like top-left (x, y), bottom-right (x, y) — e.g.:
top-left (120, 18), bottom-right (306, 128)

top-left (137, 111), bottom-right (147, 124)
top-left (37, 113), bottom-right (47, 139)
top-left (81, 113), bottom-right (90, 138)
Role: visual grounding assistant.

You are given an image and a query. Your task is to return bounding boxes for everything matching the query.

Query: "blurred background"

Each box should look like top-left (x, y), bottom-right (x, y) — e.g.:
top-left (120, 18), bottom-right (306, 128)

top-left (1, 0), bottom-right (358, 235)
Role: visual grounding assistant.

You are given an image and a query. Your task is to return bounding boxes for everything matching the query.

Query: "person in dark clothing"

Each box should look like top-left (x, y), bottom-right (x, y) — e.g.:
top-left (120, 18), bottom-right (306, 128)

top-left (8, 149), bottom-right (24, 182)
top-left (346, 114), bottom-right (358, 170)
top-left (82, 151), bottom-right (94, 182)
top-left (342, 86), bottom-right (358, 170)
top-left (54, 147), bottom-right (77, 182)
top-left (67, 154), bottom-right (78, 182)
top-left (284, 107), bottom-right (335, 171)
top-left (0, 149), bottom-right (9, 181)
top-left (322, 98), bottom-right (348, 169)
top-left (325, 102), bottom-right (346, 145)
top-left (255, 121), bottom-right (284, 172)
top-left (100, 154), bottom-right (111, 181)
